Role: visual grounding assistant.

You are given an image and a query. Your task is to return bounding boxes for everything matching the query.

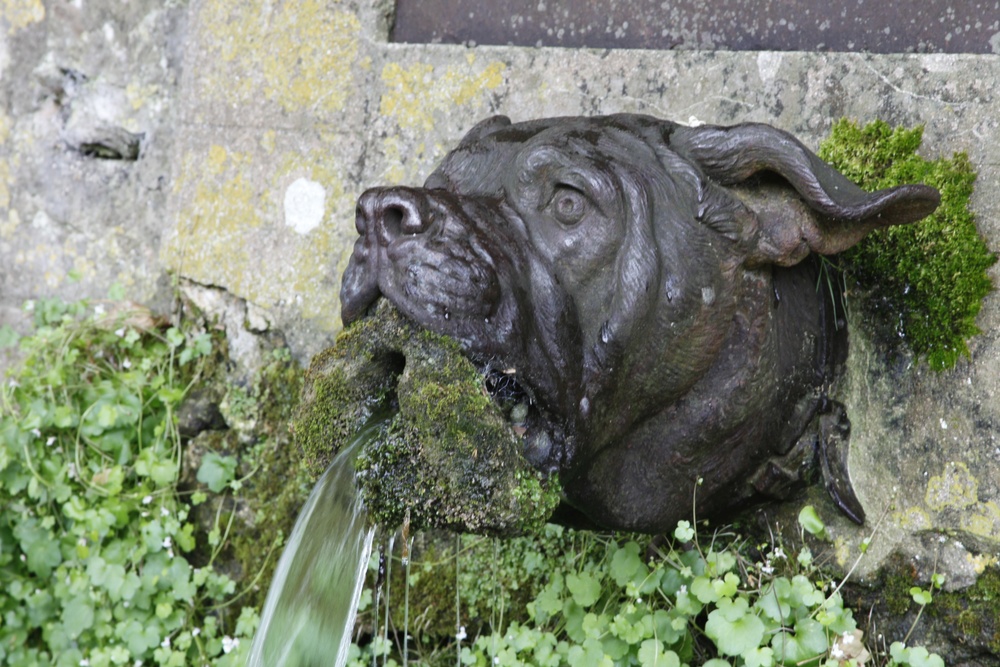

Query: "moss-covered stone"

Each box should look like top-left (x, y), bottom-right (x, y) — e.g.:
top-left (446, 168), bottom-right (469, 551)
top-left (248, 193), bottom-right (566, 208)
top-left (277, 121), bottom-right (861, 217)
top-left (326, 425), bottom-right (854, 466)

top-left (928, 567), bottom-right (1000, 655)
top-left (216, 349), bottom-right (308, 613)
top-left (293, 300), bottom-right (561, 537)
top-left (818, 119), bottom-right (996, 370)
top-left (841, 554), bottom-right (1000, 663)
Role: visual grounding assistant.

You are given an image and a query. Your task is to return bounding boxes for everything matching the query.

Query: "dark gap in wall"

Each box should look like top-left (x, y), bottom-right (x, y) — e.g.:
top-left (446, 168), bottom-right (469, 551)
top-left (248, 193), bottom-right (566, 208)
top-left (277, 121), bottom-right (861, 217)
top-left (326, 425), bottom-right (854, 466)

top-left (391, 0), bottom-right (1000, 54)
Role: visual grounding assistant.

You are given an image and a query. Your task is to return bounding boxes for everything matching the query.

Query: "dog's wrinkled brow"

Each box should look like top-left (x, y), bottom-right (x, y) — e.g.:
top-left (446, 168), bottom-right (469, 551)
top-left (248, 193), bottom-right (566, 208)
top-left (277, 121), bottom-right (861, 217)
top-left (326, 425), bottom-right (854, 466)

top-left (513, 143), bottom-right (622, 214)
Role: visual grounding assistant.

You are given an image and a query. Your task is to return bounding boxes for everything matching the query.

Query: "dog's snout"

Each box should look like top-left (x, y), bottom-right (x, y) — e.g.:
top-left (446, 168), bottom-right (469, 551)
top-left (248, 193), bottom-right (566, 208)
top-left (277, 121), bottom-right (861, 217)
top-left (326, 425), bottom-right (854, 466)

top-left (358, 188), bottom-right (430, 244)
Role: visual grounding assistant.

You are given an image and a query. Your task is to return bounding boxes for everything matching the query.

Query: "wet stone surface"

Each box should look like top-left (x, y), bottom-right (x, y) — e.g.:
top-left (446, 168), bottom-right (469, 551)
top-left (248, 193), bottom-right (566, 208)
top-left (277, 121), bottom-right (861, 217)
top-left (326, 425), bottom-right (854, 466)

top-left (393, 0), bottom-right (1000, 53)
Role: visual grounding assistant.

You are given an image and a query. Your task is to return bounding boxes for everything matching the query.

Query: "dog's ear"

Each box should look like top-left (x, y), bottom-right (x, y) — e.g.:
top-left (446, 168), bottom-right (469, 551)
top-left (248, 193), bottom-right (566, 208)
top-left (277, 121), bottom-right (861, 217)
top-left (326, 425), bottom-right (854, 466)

top-left (670, 123), bottom-right (941, 265)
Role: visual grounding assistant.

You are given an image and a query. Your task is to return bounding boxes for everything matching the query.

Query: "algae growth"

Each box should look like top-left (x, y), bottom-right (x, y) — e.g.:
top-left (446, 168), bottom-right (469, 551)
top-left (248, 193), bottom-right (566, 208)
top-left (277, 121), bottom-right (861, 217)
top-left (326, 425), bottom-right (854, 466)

top-left (293, 299), bottom-right (561, 537)
top-left (818, 119), bottom-right (996, 370)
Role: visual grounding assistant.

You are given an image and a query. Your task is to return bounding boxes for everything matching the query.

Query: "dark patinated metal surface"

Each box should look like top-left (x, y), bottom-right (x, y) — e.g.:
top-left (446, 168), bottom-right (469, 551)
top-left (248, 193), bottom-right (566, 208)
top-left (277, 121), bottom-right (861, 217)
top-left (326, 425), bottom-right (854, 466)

top-left (340, 113), bottom-right (940, 532)
top-left (392, 0), bottom-right (1000, 54)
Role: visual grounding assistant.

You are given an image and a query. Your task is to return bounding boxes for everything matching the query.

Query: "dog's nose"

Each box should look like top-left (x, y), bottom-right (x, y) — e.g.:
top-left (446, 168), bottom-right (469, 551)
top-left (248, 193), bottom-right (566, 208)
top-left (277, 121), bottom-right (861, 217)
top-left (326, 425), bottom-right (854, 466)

top-left (357, 187), bottom-right (430, 244)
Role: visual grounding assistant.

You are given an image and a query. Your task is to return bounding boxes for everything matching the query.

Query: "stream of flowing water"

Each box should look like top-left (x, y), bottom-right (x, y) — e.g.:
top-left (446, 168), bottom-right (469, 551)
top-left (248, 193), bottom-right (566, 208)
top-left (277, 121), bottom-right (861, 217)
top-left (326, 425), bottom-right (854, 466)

top-left (246, 416), bottom-right (387, 667)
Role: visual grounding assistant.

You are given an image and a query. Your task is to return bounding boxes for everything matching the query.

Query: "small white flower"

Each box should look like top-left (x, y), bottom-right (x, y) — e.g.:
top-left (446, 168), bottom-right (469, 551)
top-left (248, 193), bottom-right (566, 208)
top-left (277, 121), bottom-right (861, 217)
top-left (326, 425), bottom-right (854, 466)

top-left (78, 538), bottom-right (87, 547)
top-left (167, 549), bottom-right (174, 558)
top-left (24, 300), bottom-right (35, 311)
top-left (142, 495), bottom-right (153, 505)
top-left (46, 436), bottom-right (56, 446)
top-left (80, 659), bottom-right (90, 666)
top-left (30, 428), bottom-right (41, 438)
top-left (68, 463), bottom-right (78, 480)
top-left (160, 636), bottom-right (171, 649)
top-left (772, 547), bottom-right (786, 560)
top-left (831, 646), bottom-right (845, 659)
top-left (162, 536), bottom-right (172, 549)
top-left (678, 585), bottom-right (687, 595)
top-left (161, 507), bottom-right (170, 517)
top-left (842, 631), bottom-right (855, 644)
top-left (8, 378), bottom-right (19, 388)
top-left (222, 636), bottom-right (239, 654)
top-left (455, 626), bottom-right (467, 641)
top-left (123, 358), bottom-right (132, 369)
top-left (20, 554), bottom-right (26, 562)
top-left (636, 597), bottom-right (642, 604)
top-left (115, 327), bottom-right (126, 337)
top-left (493, 658), bottom-right (500, 665)
top-left (141, 511), bottom-right (149, 517)
top-left (134, 661), bottom-right (144, 667)
top-left (192, 627), bottom-right (201, 637)
top-left (687, 116), bottom-right (706, 127)
top-left (94, 305), bottom-right (106, 316)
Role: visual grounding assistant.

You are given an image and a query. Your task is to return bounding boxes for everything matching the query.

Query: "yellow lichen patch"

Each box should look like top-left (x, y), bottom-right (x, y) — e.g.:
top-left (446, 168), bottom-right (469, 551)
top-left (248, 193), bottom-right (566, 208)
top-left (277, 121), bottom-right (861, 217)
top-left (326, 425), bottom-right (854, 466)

top-left (198, 0), bottom-right (360, 114)
top-left (260, 130), bottom-right (277, 154)
top-left (378, 137), bottom-right (444, 186)
top-left (966, 552), bottom-right (997, 575)
top-left (925, 461), bottom-right (979, 512)
top-left (832, 537), bottom-right (852, 569)
top-left (960, 500), bottom-right (1000, 538)
top-left (893, 506), bottom-right (932, 531)
top-left (165, 140), bottom-right (353, 333)
top-left (126, 83), bottom-right (160, 111)
top-left (206, 144), bottom-right (229, 176)
top-left (0, 108), bottom-right (10, 144)
top-left (1, 0), bottom-right (44, 32)
top-left (164, 145), bottom-right (261, 296)
top-left (0, 158), bottom-right (11, 211)
top-left (380, 59), bottom-right (507, 131)
top-left (0, 208), bottom-right (20, 239)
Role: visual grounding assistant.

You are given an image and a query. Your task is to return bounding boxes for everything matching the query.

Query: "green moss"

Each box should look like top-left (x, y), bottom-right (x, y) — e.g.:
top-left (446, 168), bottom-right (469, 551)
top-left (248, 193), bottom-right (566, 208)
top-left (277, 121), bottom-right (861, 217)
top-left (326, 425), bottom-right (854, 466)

top-left (294, 300), bottom-right (561, 537)
top-left (928, 567), bottom-right (1000, 653)
top-left (819, 119), bottom-right (996, 370)
top-left (221, 349), bottom-right (309, 612)
top-left (879, 555), bottom-right (919, 617)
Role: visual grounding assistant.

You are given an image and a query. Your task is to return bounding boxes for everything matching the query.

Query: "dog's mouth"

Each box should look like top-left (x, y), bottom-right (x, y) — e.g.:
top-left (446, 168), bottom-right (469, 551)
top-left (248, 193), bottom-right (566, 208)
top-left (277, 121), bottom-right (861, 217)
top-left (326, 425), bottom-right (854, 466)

top-left (473, 358), bottom-right (561, 471)
top-left (348, 297), bottom-right (562, 474)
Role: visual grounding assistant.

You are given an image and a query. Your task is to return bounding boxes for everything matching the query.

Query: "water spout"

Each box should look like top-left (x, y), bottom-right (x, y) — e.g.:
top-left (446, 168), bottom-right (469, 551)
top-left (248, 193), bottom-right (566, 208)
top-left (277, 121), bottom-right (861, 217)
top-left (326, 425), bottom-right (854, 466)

top-left (247, 416), bottom-right (387, 667)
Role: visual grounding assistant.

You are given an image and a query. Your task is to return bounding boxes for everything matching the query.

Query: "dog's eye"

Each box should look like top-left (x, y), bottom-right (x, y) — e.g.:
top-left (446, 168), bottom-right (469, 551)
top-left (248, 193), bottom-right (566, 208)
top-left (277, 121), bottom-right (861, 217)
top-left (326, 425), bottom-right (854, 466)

top-left (548, 185), bottom-right (589, 226)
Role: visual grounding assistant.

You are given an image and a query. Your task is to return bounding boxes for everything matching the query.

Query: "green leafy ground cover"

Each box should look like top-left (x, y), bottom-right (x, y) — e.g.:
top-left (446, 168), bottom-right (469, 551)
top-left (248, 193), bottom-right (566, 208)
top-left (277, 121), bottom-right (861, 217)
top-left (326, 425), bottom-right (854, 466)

top-left (0, 297), bottom-right (258, 666)
top-left (819, 119), bottom-right (996, 370)
top-left (347, 510), bottom-right (945, 667)
top-left (0, 295), bottom-right (952, 667)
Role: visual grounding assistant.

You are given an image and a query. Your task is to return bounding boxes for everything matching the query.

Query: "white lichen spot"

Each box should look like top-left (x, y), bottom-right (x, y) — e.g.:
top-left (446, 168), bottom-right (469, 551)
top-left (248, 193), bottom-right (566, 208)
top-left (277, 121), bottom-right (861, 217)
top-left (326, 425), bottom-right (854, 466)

top-left (283, 178), bottom-right (326, 235)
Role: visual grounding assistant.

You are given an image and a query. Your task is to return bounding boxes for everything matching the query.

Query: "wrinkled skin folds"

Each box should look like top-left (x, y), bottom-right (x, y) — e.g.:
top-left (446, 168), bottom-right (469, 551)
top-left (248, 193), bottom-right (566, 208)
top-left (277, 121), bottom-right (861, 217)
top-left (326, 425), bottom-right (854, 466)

top-left (340, 114), bottom-right (940, 532)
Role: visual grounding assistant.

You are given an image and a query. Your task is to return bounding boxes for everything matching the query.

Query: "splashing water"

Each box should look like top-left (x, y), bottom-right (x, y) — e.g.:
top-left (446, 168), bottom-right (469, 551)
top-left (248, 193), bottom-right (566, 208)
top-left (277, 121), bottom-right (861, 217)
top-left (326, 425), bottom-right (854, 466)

top-left (247, 417), bottom-right (387, 667)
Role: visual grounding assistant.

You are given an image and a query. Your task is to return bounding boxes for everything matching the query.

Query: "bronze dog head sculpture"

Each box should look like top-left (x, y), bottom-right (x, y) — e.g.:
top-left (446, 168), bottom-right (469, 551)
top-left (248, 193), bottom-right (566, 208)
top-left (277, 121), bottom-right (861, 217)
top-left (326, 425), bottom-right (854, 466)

top-left (340, 114), bottom-right (939, 532)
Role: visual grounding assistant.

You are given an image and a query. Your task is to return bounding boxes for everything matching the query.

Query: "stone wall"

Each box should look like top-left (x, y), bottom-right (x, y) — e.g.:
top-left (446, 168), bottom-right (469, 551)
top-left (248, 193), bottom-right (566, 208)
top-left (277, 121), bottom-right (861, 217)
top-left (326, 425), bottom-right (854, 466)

top-left (3, 0), bottom-right (1000, 626)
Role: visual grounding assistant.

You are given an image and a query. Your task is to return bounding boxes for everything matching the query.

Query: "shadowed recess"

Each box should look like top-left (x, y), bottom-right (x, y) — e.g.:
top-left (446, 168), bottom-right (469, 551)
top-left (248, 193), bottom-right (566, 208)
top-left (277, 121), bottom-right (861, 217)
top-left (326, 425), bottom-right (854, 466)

top-left (392, 0), bottom-right (1000, 54)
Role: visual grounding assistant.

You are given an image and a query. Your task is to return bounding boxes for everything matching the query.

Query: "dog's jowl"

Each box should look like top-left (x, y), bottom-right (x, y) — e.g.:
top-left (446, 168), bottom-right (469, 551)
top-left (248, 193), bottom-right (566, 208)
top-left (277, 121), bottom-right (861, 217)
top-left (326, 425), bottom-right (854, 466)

top-left (341, 114), bottom-right (940, 532)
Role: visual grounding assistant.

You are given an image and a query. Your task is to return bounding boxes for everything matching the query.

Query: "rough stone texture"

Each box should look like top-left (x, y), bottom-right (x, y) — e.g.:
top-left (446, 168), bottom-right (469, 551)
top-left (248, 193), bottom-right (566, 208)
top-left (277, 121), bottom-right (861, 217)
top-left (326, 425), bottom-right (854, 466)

top-left (2, 0), bottom-right (1000, 615)
top-left (0, 0), bottom-right (186, 337)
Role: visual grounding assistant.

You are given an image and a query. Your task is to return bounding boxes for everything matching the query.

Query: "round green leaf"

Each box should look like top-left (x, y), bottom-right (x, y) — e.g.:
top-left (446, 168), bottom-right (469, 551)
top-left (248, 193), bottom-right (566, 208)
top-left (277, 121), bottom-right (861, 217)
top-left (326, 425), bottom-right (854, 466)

top-left (705, 598), bottom-right (765, 657)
